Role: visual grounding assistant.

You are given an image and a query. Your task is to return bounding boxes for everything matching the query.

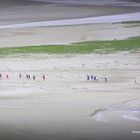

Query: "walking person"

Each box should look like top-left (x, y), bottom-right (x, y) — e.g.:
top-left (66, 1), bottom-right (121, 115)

top-left (19, 73), bottom-right (21, 78)
top-left (134, 77), bottom-right (136, 83)
top-left (6, 74), bottom-right (9, 79)
top-left (87, 75), bottom-right (90, 81)
top-left (26, 74), bottom-right (28, 79)
top-left (104, 77), bottom-right (107, 82)
top-left (0, 73), bottom-right (2, 78)
top-left (43, 75), bottom-right (45, 80)
top-left (91, 75), bottom-right (94, 80)
top-left (33, 75), bottom-right (35, 80)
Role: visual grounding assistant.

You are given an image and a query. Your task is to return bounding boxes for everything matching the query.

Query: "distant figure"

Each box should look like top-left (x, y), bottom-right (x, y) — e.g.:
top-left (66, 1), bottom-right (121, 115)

top-left (134, 78), bottom-right (136, 83)
top-left (26, 75), bottom-right (30, 79)
top-left (91, 75), bottom-right (94, 80)
top-left (104, 77), bottom-right (107, 82)
top-left (26, 75), bottom-right (28, 79)
top-left (43, 75), bottom-right (46, 80)
top-left (33, 75), bottom-right (35, 80)
top-left (87, 75), bottom-right (90, 81)
top-left (94, 76), bottom-right (97, 81)
top-left (19, 74), bottom-right (21, 78)
top-left (0, 73), bottom-right (2, 78)
top-left (6, 74), bottom-right (9, 79)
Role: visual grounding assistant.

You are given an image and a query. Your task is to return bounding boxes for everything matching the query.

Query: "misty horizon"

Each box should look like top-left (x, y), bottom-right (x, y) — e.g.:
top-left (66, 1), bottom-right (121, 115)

top-left (0, 0), bottom-right (140, 7)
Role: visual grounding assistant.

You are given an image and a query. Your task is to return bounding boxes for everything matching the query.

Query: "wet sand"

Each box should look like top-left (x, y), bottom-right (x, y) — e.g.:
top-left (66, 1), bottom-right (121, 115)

top-left (0, 4), bottom-right (139, 26)
top-left (0, 1), bottom-right (140, 140)
top-left (0, 0), bottom-right (140, 47)
top-left (0, 52), bottom-right (140, 140)
top-left (0, 22), bottom-right (140, 48)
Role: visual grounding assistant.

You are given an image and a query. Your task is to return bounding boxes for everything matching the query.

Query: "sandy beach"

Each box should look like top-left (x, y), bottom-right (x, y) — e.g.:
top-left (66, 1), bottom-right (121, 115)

top-left (0, 52), bottom-right (140, 140)
top-left (0, 0), bottom-right (140, 140)
top-left (0, 0), bottom-right (140, 47)
top-left (0, 22), bottom-right (140, 48)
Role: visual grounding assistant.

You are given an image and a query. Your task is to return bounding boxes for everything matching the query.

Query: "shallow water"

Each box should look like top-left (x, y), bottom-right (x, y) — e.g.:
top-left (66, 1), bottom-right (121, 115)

top-left (34, 0), bottom-right (140, 7)
top-left (0, 12), bottom-right (140, 29)
top-left (1, 0), bottom-right (140, 7)
top-left (92, 99), bottom-right (140, 122)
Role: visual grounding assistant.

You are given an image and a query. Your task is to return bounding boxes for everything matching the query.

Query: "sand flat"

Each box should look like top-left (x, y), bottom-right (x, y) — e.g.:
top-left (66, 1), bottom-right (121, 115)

top-left (0, 23), bottom-right (140, 48)
top-left (0, 52), bottom-right (140, 140)
top-left (0, 0), bottom-right (140, 47)
top-left (0, 1), bottom-right (140, 139)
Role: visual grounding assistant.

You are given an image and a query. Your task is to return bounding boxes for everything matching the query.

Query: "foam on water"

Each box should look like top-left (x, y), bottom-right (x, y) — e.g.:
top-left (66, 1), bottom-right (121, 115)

top-left (123, 111), bottom-right (140, 121)
top-left (91, 99), bottom-right (140, 123)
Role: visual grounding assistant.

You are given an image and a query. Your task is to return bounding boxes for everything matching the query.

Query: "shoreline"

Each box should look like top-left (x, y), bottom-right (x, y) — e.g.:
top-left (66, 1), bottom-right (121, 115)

top-left (0, 2), bottom-right (140, 48)
top-left (0, 12), bottom-right (140, 29)
top-left (0, 4), bottom-right (140, 26)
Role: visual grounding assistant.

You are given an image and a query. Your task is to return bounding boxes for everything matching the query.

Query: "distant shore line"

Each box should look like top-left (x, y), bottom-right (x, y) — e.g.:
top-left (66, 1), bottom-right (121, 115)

top-left (0, 12), bottom-right (140, 29)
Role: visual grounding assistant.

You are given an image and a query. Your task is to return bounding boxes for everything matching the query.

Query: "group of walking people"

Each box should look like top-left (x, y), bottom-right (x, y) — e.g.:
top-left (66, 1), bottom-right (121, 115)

top-left (21, 74), bottom-right (46, 81)
top-left (87, 74), bottom-right (107, 82)
top-left (0, 73), bottom-right (9, 79)
top-left (1, 72), bottom-right (108, 82)
top-left (0, 73), bottom-right (46, 81)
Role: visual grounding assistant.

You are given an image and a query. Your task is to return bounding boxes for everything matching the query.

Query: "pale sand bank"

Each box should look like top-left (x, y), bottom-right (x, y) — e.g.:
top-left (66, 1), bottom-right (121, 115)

top-left (0, 12), bottom-right (140, 29)
top-left (0, 0), bottom-right (140, 47)
top-left (0, 52), bottom-right (140, 140)
top-left (0, 22), bottom-right (140, 48)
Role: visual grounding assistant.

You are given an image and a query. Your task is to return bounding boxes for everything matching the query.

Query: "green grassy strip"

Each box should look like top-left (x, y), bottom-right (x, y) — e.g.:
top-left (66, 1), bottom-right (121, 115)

top-left (120, 20), bottom-right (140, 24)
top-left (0, 36), bottom-right (140, 56)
